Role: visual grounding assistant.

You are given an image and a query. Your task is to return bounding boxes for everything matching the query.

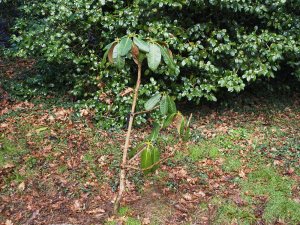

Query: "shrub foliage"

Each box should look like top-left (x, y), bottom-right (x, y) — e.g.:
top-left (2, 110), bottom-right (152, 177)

top-left (7, 0), bottom-right (300, 126)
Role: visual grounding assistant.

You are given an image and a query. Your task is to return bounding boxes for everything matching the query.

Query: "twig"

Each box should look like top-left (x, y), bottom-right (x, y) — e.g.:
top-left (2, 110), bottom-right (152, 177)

top-left (134, 106), bottom-right (159, 116)
top-left (113, 63), bottom-right (142, 214)
top-left (127, 143), bottom-right (147, 164)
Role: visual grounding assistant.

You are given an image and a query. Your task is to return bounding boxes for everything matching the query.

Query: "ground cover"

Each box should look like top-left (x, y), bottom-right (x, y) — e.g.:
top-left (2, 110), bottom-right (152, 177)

top-left (0, 61), bottom-right (299, 224)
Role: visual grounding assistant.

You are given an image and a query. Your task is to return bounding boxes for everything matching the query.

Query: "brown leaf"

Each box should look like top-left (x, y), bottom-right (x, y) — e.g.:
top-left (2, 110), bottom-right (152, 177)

top-left (3, 163), bottom-right (15, 169)
top-left (132, 44), bottom-right (139, 65)
top-left (108, 42), bottom-right (117, 63)
top-left (142, 217), bottom-right (151, 225)
top-left (120, 87), bottom-right (133, 97)
top-left (5, 219), bottom-right (13, 225)
top-left (239, 169), bottom-right (246, 178)
top-left (87, 208), bottom-right (105, 214)
top-left (18, 182), bottom-right (25, 191)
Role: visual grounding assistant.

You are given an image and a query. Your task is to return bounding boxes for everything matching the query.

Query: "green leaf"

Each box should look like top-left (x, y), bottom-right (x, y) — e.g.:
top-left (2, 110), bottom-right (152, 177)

top-left (183, 126), bottom-right (191, 142)
top-left (160, 95), bottom-right (168, 115)
top-left (141, 147), bottom-right (153, 175)
top-left (162, 113), bottom-right (176, 128)
top-left (151, 147), bottom-right (160, 172)
top-left (36, 126), bottom-right (48, 133)
top-left (159, 46), bottom-right (175, 68)
top-left (144, 93), bottom-right (161, 110)
top-left (148, 122), bottom-right (160, 141)
top-left (113, 43), bottom-right (125, 69)
top-left (104, 42), bottom-right (114, 51)
top-left (119, 37), bottom-right (132, 56)
top-left (147, 44), bottom-right (161, 71)
top-left (128, 143), bottom-right (146, 159)
top-left (138, 52), bottom-right (147, 63)
top-left (133, 37), bottom-right (150, 53)
top-left (167, 96), bottom-right (177, 114)
top-left (179, 117), bottom-right (185, 136)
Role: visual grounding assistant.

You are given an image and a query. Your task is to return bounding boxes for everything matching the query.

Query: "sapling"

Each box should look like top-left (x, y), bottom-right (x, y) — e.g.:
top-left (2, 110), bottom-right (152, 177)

top-left (102, 34), bottom-right (191, 213)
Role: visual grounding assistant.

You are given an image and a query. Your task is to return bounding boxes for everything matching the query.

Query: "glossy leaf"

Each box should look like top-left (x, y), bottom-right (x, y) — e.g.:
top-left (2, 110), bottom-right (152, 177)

top-left (113, 43), bottom-right (125, 69)
top-left (133, 37), bottom-right (150, 53)
top-left (151, 147), bottom-right (160, 172)
top-left (160, 95), bottom-right (168, 115)
top-left (144, 93), bottom-right (161, 110)
top-left (108, 42), bottom-right (117, 63)
top-left (160, 46), bottom-right (175, 68)
top-left (119, 37), bottom-right (132, 56)
top-left (162, 113), bottom-right (176, 128)
top-left (147, 43), bottom-right (161, 71)
top-left (128, 142), bottom-right (146, 159)
top-left (167, 96), bottom-right (177, 114)
top-left (141, 147), bottom-right (152, 175)
top-left (148, 122), bottom-right (160, 141)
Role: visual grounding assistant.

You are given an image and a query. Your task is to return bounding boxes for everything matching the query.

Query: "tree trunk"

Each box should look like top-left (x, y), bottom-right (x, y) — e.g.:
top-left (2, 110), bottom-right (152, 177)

top-left (113, 63), bottom-right (142, 214)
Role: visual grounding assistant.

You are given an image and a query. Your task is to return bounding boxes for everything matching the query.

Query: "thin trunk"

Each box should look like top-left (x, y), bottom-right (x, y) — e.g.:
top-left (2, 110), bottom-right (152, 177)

top-left (113, 63), bottom-right (142, 214)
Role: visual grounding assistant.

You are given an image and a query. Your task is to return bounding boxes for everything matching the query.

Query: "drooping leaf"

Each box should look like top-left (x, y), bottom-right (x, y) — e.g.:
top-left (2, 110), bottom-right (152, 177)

top-left (102, 48), bottom-right (110, 64)
top-left (128, 142), bottom-right (146, 159)
top-left (160, 95), bottom-right (168, 115)
top-left (113, 43), bottom-right (125, 69)
top-left (183, 126), bottom-right (191, 142)
top-left (160, 46), bottom-right (174, 66)
top-left (132, 44), bottom-right (139, 64)
top-left (138, 52), bottom-right (147, 63)
top-left (104, 42), bottom-right (114, 51)
top-left (119, 37), bottom-right (132, 56)
top-left (179, 117), bottom-right (185, 136)
top-left (175, 112), bottom-right (185, 134)
top-left (151, 147), bottom-right (160, 172)
top-left (162, 113), bottom-right (176, 128)
top-left (141, 147), bottom-right (153, 175)
top-left (147, 43), bottom-right (161, 71)
top-left (144, 93), bottom-right (161, 110)
top-left (167, 96), bottom-right (177, 114)
top-left (148, 122), bottom-right (160, 141)
top-left (108, 42), bottom-right (117, 63)
top-left (133, 37), bottom-right (150, 53)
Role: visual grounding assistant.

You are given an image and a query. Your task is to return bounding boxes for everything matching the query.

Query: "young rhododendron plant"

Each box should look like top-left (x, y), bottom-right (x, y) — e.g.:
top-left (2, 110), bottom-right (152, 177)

top-left (103, 34), bottom-right (191, 213)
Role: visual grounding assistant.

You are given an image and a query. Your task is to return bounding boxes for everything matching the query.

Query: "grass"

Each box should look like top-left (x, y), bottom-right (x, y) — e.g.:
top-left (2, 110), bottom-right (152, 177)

top-left (1, 67), bottom-right (300, 224)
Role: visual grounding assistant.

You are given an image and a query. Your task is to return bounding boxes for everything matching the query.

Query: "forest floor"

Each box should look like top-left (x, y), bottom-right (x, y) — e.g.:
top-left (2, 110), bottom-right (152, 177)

top-left (0, 60), bottom-right (300, 224)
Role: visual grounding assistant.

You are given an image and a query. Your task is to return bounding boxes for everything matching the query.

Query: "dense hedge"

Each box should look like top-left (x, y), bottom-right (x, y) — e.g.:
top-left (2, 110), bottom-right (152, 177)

top-left (5, 0), bottom-right (300, 127)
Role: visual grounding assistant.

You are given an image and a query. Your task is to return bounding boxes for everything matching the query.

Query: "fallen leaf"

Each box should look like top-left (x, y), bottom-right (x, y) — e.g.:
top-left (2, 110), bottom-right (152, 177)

top-left (87, 208), bottom-right (105, 214)
top-left (5, 220), bottom-right (13, 225)
top-left (18, 182), bottom-right (25, 191)
top-left (239, 170), bottom-right (246, 178)
top-left (142, 217), bottom-right (151, 225)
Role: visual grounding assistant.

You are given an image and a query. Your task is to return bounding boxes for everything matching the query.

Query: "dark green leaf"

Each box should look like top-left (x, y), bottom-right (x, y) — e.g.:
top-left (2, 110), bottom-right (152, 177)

top-left (147, 43), bottom-right (161, 71)
top-left (160, 46), bottom-right (175, 68)
top-left (160, 95), bottom-right (168, 115)
top-left (144, 93), bottom-right (161, 110)
top-left (167, 96), bottom-right (177, 114)
top-left (133, 37), bottom-right (150, 53)
top-left (148, 122), bottom-right (160, 141)
top-left (162, 113), bottom-right (176, 128)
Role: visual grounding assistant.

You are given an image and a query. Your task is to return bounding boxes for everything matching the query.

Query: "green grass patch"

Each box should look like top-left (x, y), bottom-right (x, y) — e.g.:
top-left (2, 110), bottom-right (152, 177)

top-left (241, 166), bottom-right (300, 224)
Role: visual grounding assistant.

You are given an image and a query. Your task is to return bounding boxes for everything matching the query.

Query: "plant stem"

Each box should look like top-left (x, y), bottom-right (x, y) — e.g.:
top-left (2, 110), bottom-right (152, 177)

top-left (113, 63), bottom-right (142, 214)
